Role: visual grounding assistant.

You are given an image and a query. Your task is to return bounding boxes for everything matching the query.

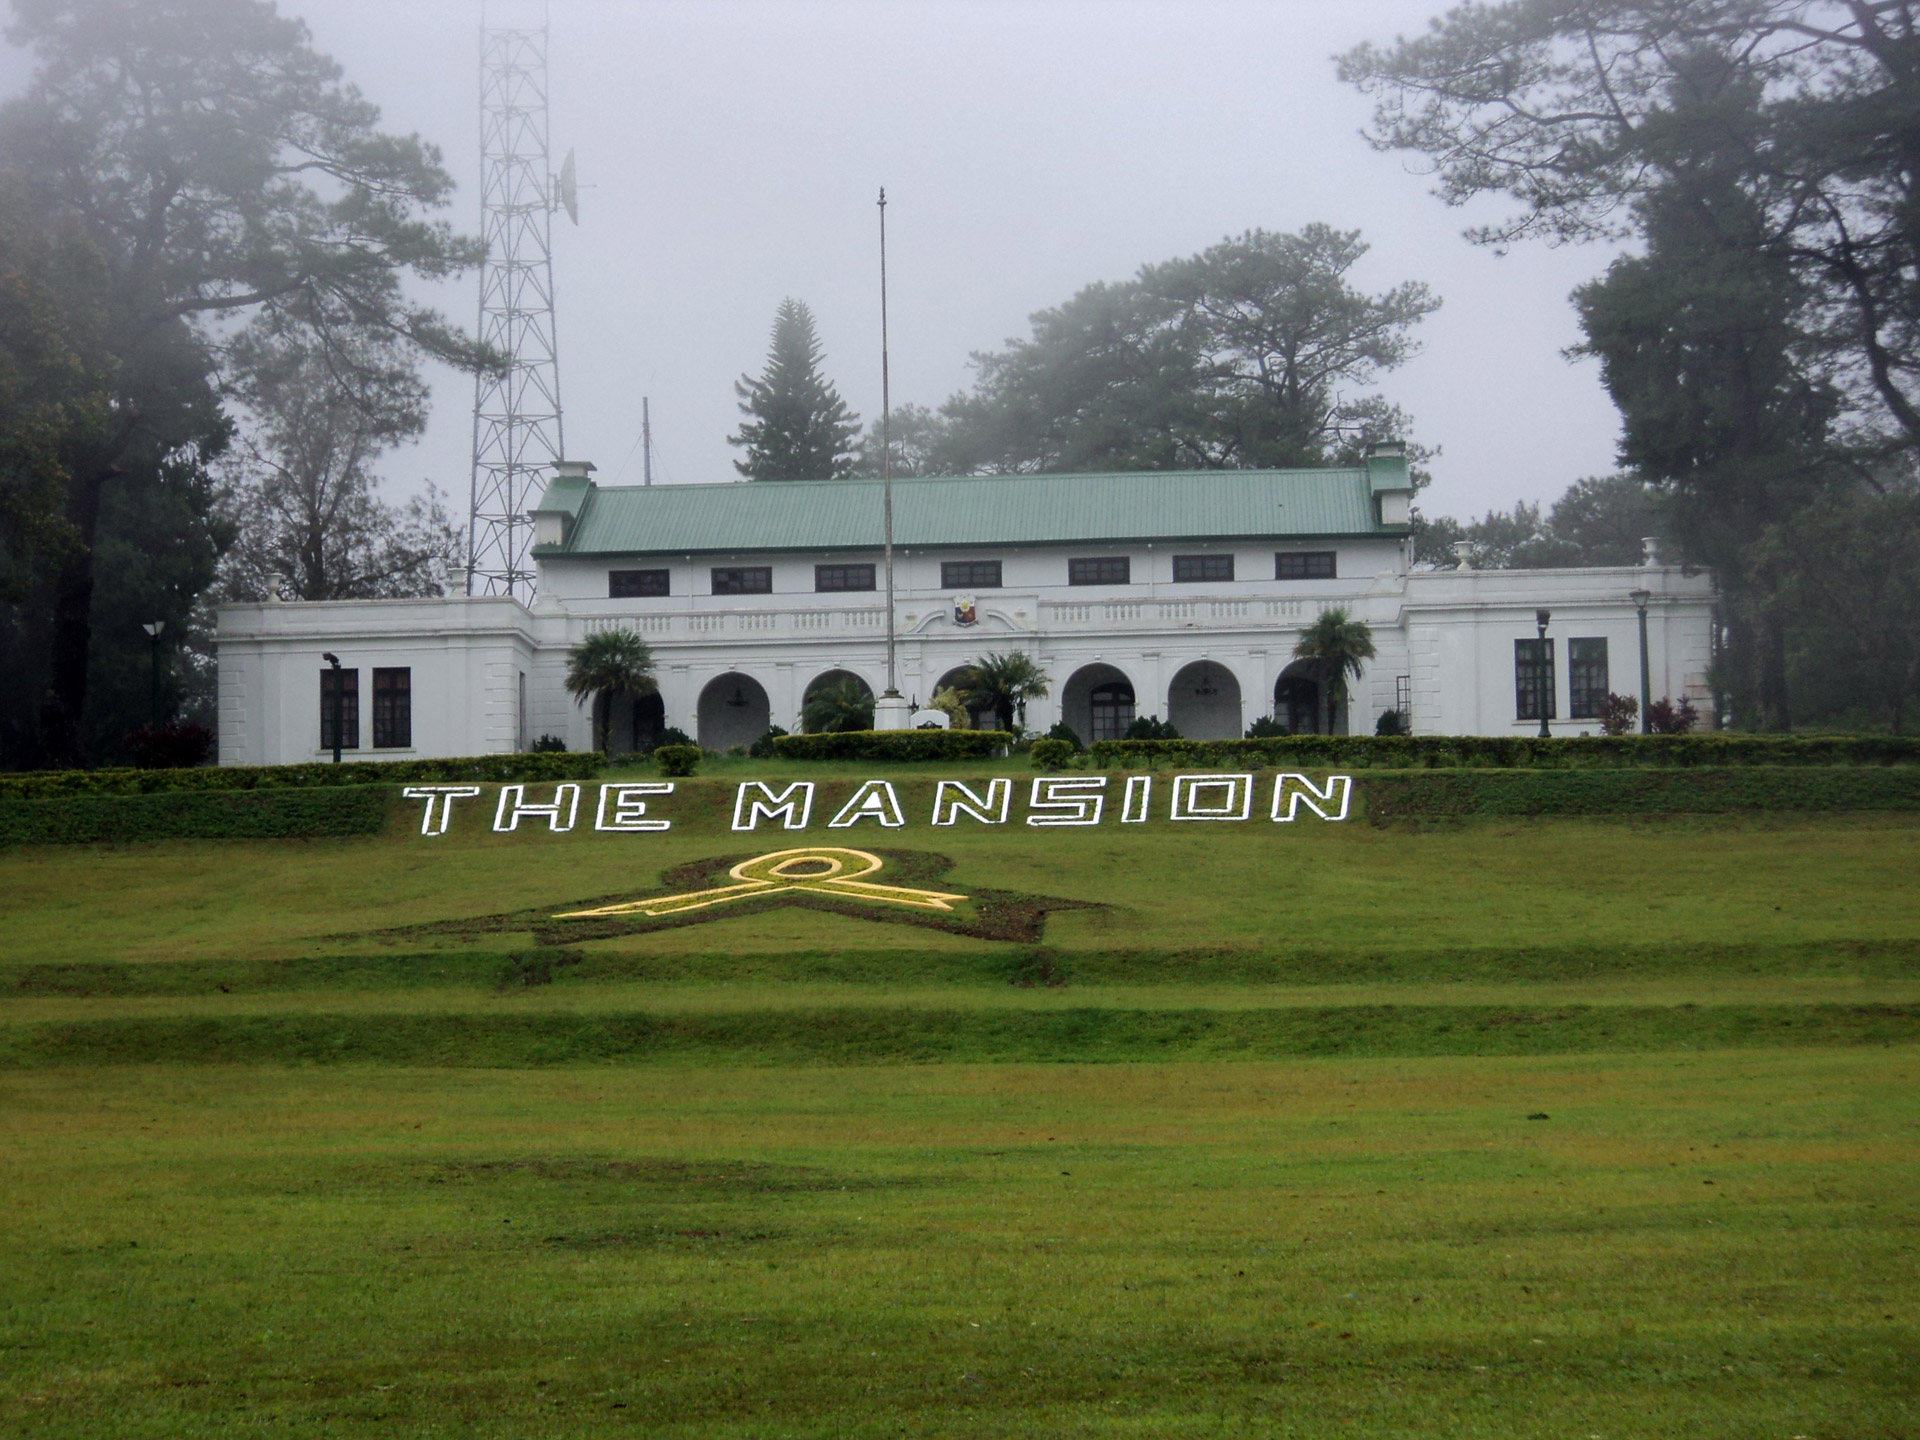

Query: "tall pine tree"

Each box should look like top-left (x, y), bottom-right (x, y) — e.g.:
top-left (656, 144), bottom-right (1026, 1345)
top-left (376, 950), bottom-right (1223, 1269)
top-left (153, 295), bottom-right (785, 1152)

top-left (729, 299), bottom-right (860, 480)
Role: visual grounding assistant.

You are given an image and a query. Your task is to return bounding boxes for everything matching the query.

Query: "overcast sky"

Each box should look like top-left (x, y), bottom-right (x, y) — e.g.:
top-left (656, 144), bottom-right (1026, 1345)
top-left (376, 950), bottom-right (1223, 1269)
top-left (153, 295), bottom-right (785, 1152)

top-left (15, 0), bottom-right (1638, 521)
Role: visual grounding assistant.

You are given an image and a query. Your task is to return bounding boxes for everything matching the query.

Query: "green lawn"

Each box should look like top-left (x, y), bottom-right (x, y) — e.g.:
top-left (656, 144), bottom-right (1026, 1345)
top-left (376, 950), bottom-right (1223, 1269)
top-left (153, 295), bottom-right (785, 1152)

top-left (0, 803), bottom-right (1915, 1435)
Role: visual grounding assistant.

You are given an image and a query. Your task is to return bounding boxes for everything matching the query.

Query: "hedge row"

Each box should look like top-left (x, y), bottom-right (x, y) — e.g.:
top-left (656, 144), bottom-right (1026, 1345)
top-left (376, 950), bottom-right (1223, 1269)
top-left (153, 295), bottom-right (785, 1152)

top-left (0, 785), bottom-right (394, 845)
top-left (1087, 733), bottom-right (1920, 771)
top-left (1362, 766), bottom-right (1920, 820)
top-left (0, 750), bottom-right (604, 799)
top-left (771, 729), bottom-right (1015, 762)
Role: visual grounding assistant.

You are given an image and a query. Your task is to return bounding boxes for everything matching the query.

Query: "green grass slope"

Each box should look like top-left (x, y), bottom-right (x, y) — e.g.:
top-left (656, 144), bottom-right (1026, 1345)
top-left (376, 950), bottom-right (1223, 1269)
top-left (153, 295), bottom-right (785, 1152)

top-left (0, 798), bottom-right (1913, 1436)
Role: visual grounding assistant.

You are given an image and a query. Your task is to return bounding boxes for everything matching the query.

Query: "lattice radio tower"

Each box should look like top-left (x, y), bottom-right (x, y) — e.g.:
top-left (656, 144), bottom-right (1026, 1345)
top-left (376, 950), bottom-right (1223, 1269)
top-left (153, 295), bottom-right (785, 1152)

top-left (467, 9), bottom-right (576, 600)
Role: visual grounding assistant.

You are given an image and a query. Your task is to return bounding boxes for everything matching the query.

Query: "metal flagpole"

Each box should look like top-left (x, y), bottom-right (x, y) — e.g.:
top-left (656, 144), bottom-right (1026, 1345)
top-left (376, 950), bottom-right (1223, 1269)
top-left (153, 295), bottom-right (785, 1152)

top-left (877, 186), bottom-right (903, 723)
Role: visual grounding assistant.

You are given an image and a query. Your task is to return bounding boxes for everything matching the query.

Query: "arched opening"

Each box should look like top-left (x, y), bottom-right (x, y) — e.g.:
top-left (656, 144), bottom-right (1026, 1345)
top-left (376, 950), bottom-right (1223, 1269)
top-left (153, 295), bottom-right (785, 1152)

top-left (1274, 660), bottom-right (1336, 735)
top-left (1167, 660), bottom-right (1242, 740)
top-left (932, 665), bottom-right (994, 730)
top-left (629, 692), bottom-right (666, 752)
top-left (801, 669), bottom-right (875, 734)
top-left (697, 673), bottom-right (771, 751)
top-left (1062, 663), bottom-right (1135, 744)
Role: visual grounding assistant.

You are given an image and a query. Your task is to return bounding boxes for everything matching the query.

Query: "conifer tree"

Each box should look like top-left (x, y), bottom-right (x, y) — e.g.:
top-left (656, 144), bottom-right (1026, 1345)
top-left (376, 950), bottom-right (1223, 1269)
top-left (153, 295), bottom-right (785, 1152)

top-left (729, 299), bottom-right (861, 480)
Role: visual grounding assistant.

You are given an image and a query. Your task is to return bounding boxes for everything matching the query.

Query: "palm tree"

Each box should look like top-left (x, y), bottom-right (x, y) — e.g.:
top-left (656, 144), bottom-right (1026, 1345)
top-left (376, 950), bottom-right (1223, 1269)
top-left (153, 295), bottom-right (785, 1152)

top-left (1291, 608), bottom-right (1375, 735)
top-left (961, 651), bottom-right (1051, 733)
top-left (801, 676), bottom-right (875, 733)
top-left (564, 630), bottom-right (658, 753)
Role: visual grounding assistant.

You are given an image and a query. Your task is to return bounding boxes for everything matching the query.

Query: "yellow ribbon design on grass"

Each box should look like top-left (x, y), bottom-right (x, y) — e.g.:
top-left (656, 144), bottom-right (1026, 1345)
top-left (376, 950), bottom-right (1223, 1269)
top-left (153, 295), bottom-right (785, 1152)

top-left (552, 847), bottom-right (968, 920)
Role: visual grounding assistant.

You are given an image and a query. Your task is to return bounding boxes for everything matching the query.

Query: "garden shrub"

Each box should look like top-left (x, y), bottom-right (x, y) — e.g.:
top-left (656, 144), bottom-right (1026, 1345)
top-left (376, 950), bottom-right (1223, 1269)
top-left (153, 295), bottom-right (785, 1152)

top-left (0, 751), bottom-right (604, 799)
top-left (1123, 715), bottom-right (1180, 740)
top-left (1030, 738), bottom-right (1076, 771)
top-left (771, 729), bottom-right (1014, 762)
top-left (1087, 733), bottom-right (1920, 770)
top-left (748, 726), bottom-right (789, 759)
top-left (1044, 721), bottom-right (1083, 750)
top-left (654, 745), bottom-right (701, 778)
top-left (529, 734), bottom-right (569, 753)
top-left (1362, 766), bottom-right (1920, 821)
top-left (0, 785), bottom-right (394, 846)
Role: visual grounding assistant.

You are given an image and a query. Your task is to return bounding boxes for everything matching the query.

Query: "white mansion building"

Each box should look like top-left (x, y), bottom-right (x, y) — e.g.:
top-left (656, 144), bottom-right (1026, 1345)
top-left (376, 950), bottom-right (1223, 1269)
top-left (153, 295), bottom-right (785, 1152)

top-left (214, 448), bottom-right (1717, 763)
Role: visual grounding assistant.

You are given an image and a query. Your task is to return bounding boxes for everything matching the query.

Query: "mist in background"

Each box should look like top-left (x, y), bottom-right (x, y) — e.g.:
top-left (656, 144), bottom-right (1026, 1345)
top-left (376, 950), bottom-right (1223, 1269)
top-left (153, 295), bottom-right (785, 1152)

top-left (2, 0), bottom-right (1630, 518)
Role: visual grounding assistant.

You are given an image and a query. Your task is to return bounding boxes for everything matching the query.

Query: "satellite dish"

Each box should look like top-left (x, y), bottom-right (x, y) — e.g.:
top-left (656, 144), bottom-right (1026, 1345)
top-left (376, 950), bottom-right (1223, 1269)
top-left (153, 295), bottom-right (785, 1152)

top-left (557, 149), bottom-right (578, 225)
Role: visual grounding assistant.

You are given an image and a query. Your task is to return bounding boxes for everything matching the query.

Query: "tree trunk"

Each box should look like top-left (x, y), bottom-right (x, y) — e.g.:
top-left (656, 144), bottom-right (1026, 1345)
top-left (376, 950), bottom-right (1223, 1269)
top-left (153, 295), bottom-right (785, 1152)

top-left (1756, 610), bottom-right (1792, 733)
top-left (38, 462), bottom-right (113, 767)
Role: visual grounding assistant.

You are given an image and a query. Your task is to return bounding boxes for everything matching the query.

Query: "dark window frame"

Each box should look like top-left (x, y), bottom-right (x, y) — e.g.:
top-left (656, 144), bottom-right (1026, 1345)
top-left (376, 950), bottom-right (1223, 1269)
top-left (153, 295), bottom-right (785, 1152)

top-left (1275, 551), bottom-right (1338, 581)
top-left (1515, 638), bottom-right (1557, 722)
top-left (940, 559), bottom-right (1003, 590)
top-left (1172, 553), bottom-right (1235, 584)
top-left (710, 566), bottom-right (773, 596)
top-left (1088, 682), bottom-right (1136, 742)
top-left (372, 667), bottom-right (412, 749)
top-left (814, 562), bottom-right (876, 593)
top-left (1568, 637), bottom-right (1609, 720)
top-left (320, 667), bottom-right (360, 750)
top-left (609, 568), bottom-right (670, 598)
top-left (1068, 556), bottom-right (1131, 586)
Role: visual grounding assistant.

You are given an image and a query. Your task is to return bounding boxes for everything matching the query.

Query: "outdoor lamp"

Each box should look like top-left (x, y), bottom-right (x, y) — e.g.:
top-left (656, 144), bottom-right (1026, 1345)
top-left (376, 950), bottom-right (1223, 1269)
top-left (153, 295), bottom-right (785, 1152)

top-left (1629, 589), bottom-right (1653, 735)
top-left (323, 652), bottom-right (343, 765)
top-left (1534, 609), bottom-right (1552, 739)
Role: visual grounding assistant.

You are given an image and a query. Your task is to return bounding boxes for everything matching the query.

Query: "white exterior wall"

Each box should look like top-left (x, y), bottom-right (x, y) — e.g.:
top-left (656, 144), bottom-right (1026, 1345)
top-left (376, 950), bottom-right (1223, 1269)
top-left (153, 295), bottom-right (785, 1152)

top-left (216, 544), bottom-right (1716, 764)
top-left (217, 596), bottom-right (546, 766)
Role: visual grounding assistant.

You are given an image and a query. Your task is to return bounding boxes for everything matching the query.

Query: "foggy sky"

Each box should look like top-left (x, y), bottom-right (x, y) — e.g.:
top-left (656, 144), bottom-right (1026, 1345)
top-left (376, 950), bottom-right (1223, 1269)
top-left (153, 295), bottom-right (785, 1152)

top-left (8, 0), bottom-right (1638, 522)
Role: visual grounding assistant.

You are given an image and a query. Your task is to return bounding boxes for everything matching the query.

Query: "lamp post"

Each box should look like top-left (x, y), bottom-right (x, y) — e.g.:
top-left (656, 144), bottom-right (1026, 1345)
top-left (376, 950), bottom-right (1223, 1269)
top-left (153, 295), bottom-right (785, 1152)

top-left (1629, 588), bottom-right (1652, 734)
top-left (322, 652), bottom-right (343, 764)
top-left (1535, 608), bottom-right (1552, 738)
top-left (141, 621), bottom-right (165, 730)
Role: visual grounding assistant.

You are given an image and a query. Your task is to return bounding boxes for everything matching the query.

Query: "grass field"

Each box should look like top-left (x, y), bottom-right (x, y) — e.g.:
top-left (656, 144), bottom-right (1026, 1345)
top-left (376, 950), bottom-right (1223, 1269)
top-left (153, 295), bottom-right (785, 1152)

top-left (1, 780), bottom-right (1916, 1436)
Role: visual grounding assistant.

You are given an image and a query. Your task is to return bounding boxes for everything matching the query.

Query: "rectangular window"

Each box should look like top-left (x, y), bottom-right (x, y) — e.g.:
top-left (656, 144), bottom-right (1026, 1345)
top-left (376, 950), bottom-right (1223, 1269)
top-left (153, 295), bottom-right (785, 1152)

top-left (1068, 556), bottom-right (1130, 586)
top-left (1276, 551), bottom-right (1337, 580)
top-left (1515, 638), bottom-right (1557, 722)
top-left (814, 563), bottom-right (876, 593)
top-left (372, 667), bottom-right (412, 749)
top-left (1568, 638), bottom-right (1609, 720)
top-left (941, 559), bottom-right (1003, 589)
top-left (710, 566), bottom-right (773, 595)
top-left (1172, 553), bottom-right (1234, 583)
top-left (319, 667), bottom-right (359, 750)
top-left (609, 568), bottom-right (670, 598)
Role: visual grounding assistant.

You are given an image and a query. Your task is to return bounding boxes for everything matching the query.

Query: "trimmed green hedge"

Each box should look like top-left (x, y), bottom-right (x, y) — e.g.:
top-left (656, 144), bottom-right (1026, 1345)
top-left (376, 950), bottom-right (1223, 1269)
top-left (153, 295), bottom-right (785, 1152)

top-left (771, 729), bottom-right (1015, 762)
top-left (1088, 733), bottom-right (1920, 771)
top-left (0, 785), bottom-right (394, 845)
top-left (1362, 766), bottom-right (1920, 820)
top-left (0, 751), bottom-right (603, 799)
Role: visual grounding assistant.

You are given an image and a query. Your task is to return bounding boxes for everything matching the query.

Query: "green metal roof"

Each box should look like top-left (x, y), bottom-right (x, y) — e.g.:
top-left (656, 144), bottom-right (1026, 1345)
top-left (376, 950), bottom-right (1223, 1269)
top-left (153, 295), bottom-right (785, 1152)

top-left (535, 467), bottom-right (1405, 558)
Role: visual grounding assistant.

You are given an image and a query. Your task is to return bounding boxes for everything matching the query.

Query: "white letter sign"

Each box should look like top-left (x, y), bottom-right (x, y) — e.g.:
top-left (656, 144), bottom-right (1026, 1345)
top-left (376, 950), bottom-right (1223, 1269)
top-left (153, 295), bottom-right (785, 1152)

top-left (401, 785), bottom-right (481, 836)
top-left (1271, 773), bottom-right (1352, 822)
top-left (595, 782), bottom-right (674, 832)
top-left (828, 780), bottom-right (906, 828)
top-left (1026, 776), bottom-right (1107, 827)
top-left (493, 783), bottom-right (581, 832)
top-left (931, 779), bottom-right (1010, 826)
top-left (732, 781), bottom-right (815, 831)
top-left (1170, 773), bottom-right (1254, 822)
top-left (1120, 775), bottom-right (1151, 823)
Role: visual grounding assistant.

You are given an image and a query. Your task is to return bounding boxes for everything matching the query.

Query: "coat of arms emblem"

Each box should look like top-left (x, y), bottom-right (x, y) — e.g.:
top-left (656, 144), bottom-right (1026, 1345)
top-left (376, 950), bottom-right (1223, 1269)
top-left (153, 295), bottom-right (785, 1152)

top-left (952, 593), bottom-right (978, 626)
